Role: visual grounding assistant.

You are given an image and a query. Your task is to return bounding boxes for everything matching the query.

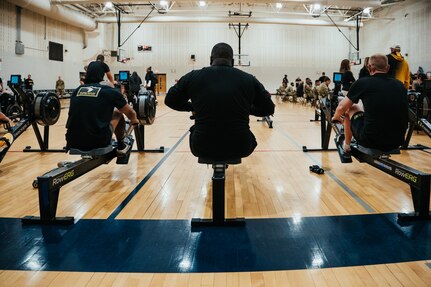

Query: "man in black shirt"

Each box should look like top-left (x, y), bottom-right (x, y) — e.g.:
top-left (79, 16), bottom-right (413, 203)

top-left (145, 67), bottom-right (158, 98)
top-left (129, 71), bottom-right (142, 97)
top-left (318, 72), bottom-right (326, 84)
top-left (84, 54), bottom-right (115, 87)
top-left (165, 42), bottom-right (275, 160)
top-left (24, 74), bottom-right (34, 91)
top-left (66, 70), bottom-right (139, 153)
top-left (332, 54), bottom-right (408, 154)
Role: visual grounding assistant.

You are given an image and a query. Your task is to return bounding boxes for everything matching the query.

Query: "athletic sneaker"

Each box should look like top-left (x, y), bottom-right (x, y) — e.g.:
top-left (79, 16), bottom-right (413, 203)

top-left (335, 134), bottom-right (352, 161)
top-left (117, 137), bottom-right (132, 155)
top-left (0, 133), bottom-right (14, 152)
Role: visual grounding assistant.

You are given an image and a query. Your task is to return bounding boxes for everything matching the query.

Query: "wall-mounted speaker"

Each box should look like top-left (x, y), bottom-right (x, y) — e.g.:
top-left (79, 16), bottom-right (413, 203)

top-left (191, 54), bottom-right (195, 61)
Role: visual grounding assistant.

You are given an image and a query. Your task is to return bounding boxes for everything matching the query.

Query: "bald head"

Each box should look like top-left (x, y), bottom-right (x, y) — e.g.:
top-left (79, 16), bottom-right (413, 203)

top-left (210, 43), bottom-right (234, 66)
top-left (368, 54), bottom-right (389, 75)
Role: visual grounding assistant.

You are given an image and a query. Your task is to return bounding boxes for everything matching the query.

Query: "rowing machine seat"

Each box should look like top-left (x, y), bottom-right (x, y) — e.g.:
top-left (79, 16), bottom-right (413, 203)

top-left (352, 144), bottom-right (400, 158)
top-left (69, 146), bottom-right (114, 156)
top-left (198, 158), bottom-right (241, 165)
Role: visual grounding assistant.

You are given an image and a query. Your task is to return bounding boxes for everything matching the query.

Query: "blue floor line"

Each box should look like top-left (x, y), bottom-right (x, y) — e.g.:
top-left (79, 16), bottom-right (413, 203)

top-left (273, 123), bottom-right (376, 213)
top-left (1, 214), bottom-right (430, 273)
top-left (107, 131), bottom-right (190, 220)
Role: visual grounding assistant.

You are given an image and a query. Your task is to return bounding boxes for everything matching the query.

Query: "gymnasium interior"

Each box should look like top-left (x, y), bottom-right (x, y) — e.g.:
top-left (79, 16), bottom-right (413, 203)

top-left (0, 0), bottom-right (431, 286)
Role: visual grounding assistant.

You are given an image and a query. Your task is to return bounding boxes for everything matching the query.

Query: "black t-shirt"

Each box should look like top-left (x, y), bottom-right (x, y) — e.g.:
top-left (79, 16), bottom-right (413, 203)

top-left (24, 78), bottom-right (34, 90)
top-left (66, 84), bottom-right (127, 150)
top-left (165, 64), bottom-right (274, 158)
top-left (347, 73), bottom-right (408, 150)
top-left (145, 71), bottom-right (157, 89)
top-left (358, 67), bottom-right (370, 79)
top-left (342, 71), bottom-right (355, 91)
top-left (318, 75), bottom-right (326, 83)
top-left (387, 53), bottom-right (398, 77)
top-left (129, 74), bottom-right (142, 92)
top-left (85, 61), bottom-right (110, 84)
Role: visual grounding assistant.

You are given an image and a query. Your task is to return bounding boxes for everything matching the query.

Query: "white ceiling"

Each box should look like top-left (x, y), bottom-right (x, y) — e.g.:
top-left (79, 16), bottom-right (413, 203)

top-left (51, 0), bottom-right (402, 27)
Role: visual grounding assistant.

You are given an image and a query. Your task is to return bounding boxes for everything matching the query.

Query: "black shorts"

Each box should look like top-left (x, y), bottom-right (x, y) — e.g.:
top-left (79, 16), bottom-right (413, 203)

top-left (350, 112), bottom-right (370, 147)
top-left (189, 125), bottom-right (257, 160)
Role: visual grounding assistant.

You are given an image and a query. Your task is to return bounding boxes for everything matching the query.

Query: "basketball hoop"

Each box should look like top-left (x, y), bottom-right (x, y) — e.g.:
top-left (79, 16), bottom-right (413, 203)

top-left (233, 54), bottom-right (251, 67)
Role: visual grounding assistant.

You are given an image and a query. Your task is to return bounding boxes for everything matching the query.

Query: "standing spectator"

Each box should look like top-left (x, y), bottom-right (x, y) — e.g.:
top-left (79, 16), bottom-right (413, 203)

top-left (85, 54), bottom-right (115, 87)
top-left (426, 71), bottom-right (431, 80)
top-left (318, 72), bottom-right (326, 83)
top-left (387, 44), bottom-right (410, 89)
top-left (24, 74), bottom-right (34, 91)
top-left (339, 59), bottom-right (356, 95)
top-left (359, 57), bottom-right (370, 79)
top-left (304, 78), bottom-right (313, 104)
top-left (145, 66), bottom-right (158, 99)
top-left (0, 76), bottom-right (3, 93)
top-left (318, 76), bottom-right (331, 99)
top-left (282, 75), bottom-right (288, 85)
top-left (129, 71), bottom-right (142, 97)
top-left (312, 80), bottom-right (321, 107)
top-left (56, 76), bottom-right (65, 98)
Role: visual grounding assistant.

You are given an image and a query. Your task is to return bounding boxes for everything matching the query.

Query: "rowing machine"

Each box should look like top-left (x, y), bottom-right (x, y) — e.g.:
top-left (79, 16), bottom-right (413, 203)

top-left (22, 124), bottom-right (136, 225)
top-left (328, 109), bottom-right (431, 221)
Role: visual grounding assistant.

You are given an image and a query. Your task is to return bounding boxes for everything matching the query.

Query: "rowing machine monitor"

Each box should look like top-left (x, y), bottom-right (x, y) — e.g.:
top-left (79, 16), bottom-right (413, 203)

top-left (119, 70), bottom-right (130, 84)
top-left (333, 72), bottom-right (343, 85)
top-left (10, 75), bottom-right (22, 85)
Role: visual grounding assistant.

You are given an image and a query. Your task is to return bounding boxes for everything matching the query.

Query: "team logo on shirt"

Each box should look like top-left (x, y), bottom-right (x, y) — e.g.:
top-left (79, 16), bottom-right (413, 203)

top-left (77, 86), bottom-right (101, 97)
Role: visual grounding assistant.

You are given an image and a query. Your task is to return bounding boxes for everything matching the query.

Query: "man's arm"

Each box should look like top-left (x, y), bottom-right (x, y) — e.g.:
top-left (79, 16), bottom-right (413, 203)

top-left (332, 97), bottom-right (354, 121)
top-left (106, 71), bottom-right (115, 86)
top-left (165, 76), bottom-right (193, 112)
top-left (250, 79), bottom-right (275, 117)
top-left (119, 104), bottom-right (139, 125)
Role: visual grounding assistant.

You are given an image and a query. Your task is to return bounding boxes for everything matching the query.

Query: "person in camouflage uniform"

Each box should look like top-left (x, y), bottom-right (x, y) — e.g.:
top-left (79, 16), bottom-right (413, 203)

top-left (276, 82), bottom-right (288, 102)
top-left (286, 82), bottom-right (296, 102)
top-left (312, 80), bottom-right (320, 107)
top-left (318, 76), bottom-right (331, 99)
top-left (304, 78), bottom-right (313, 105)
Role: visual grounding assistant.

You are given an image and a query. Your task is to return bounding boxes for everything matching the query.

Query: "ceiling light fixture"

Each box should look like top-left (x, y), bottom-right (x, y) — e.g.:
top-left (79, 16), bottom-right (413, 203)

top-left (105, 1), bottom-right (113, 9)
top-left (309, 3), bottom-right (323, 18)
top-left (363, 7), bottom-right (372, 17)
top-left (275, 3), bottom-right (282, 9)
top-left (199, 1), bottom-right (206, 7)
top-left (160, 0), bottom-right (168, 8)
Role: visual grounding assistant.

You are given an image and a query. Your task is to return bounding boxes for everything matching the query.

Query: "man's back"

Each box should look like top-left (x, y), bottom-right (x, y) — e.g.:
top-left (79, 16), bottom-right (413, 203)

top-left (85, 61), bottom-right (109, 84)
top-left (348, 74), bottom-right (408, 150)
top-left (66, 84), bottom-right (126, 150)
top-left (166, 64), bottom-right (274, 159)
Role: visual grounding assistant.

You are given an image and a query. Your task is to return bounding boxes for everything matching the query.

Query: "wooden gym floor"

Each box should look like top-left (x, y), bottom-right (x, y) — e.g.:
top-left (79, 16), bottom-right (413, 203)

top-left (0, 96), bottom-right (431, 286)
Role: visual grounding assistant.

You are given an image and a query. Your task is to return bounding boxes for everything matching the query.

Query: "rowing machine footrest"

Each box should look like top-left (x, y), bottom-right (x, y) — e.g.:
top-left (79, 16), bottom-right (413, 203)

top-left (334, 135), bottom-right (352, 163)
top-left (116, 138), bottom-right (134, 165)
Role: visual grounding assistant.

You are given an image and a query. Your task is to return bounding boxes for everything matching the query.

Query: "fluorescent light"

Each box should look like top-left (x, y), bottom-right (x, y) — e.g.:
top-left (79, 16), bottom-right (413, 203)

top-left (275, 3), bottom-right (282, 9)
top-left (199, 1), bottom-right (206, 7)
top-left (160, 0), bottom-right (168, 7)
top-left (105, 1), bottom-right (113, 9)
top-left (363, 7), bottom-right (371, 14)
top-left (314, 4), bottom-right (321, 10)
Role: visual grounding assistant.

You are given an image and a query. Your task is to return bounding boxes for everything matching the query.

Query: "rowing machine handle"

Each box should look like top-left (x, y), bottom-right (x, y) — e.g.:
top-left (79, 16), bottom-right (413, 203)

top-left (126, 123), bottom-right (138, 135)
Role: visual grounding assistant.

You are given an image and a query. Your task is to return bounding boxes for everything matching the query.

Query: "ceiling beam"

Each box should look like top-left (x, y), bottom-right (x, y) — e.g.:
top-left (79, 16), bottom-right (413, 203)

top-left (53, 0), bottom-right (381, 8)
